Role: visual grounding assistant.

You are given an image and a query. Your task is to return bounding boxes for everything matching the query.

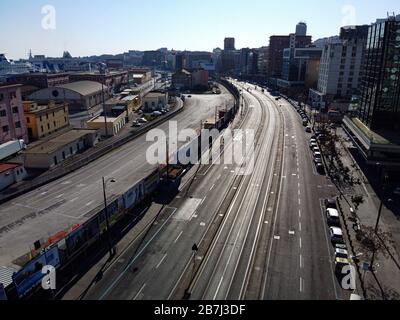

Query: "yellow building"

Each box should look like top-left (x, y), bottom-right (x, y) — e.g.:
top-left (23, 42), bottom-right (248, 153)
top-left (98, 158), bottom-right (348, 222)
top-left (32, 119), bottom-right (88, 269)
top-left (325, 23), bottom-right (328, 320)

top-left (86, 113), bottom-right (126, 137)
top-left (105, 94), bottom-right (141, 118)
top-left (23, 101), bottom-right (70, 141)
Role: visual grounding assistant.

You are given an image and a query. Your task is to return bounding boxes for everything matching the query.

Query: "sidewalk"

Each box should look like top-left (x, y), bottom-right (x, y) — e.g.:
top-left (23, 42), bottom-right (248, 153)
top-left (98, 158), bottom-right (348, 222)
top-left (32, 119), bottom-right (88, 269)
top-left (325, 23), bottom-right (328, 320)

top-left (335, 130), bottom-right (400, 300)
top-left (60, 202), bottom-right (164, 300)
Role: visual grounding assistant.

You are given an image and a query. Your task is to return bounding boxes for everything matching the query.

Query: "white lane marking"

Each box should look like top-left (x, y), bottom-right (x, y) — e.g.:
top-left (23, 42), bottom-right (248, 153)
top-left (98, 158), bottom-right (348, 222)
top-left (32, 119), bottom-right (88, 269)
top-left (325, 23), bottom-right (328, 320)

top-left (298, 198), bottom-right (301, 205)
top-left (299, 237), bottom-right (302, 249)
top-left (299, 209), bottom-right (302, 218)
top-left (70, 197), bottom-right (79, 202)
top-left (200, 222), bottom-right (206, 227)
top-left (300, 278), bottom-right (304, 292)
top-left (300, 255), bottom-right (304, 269)
top-left (299, 222), bottom-right (302, 232)
top-left (41, 192), bottom-right (48, 196)
top-left (100, 208), bottom-right (177, 300)
top-left (289, 230), bottom-right (295, 235)
top-left (174, 231), bottom-right (184, 243)
top-left (86, 200), bottom-right (94, 207)
top-left (200, 196), bottom-right (207, 205)
top-left (210, 184), bottom-right (215, 191)
top-left (274, 236), bottom-right (281, 240)
top-left (133, 283), bottom-right (146, 300)
top-left (56, 194), bottom-right (64, 199)
top-left (214, 277), bottom-right (224, 300)
top-left (156, 254), bottom-right (168, 269)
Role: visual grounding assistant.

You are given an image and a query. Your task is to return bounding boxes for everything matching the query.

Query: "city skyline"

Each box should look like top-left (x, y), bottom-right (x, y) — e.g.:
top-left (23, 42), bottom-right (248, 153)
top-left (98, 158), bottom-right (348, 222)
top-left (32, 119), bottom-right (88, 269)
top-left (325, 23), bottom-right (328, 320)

top-left (0, 0), bottom-right (399, 60)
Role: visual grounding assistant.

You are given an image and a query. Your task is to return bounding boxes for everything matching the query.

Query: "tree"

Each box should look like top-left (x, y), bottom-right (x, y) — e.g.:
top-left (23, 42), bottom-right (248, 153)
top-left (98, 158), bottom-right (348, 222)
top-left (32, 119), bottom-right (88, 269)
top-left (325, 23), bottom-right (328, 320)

top-left (351, 195), bottom-right (364, 211)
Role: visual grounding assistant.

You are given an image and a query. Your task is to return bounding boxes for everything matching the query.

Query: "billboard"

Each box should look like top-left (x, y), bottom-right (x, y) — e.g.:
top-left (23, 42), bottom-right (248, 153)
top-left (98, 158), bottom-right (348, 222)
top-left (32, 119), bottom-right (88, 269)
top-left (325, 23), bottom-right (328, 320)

top-left (65, 225), bottom-right (87, 257)
top-left (12, 246), bottom-right (60, 298)
top-left (123, 181), bottom-right (145, 209)
top-left (99, 196), bottom-right (126, 234)
top-left (144, 170), bottom-right (160, 194)
top-left (84, 216), bottom-right (100, 246)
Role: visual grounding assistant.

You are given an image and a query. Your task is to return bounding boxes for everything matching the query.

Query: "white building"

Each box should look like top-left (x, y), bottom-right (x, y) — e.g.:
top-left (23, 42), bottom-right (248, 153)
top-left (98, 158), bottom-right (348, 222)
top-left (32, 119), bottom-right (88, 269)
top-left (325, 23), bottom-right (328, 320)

top-left (309, 25), bottom-right (368, 107)
top-left (28, 81), bottom-right (109, 112)
top-left (23, 129), bottom-right (99, 169)
top-left (0, 54), bottom-right (34, 76)
top-left (0, 163), bottom-right (27, 191)
top-left (142, 91), bottom-right (169, 112)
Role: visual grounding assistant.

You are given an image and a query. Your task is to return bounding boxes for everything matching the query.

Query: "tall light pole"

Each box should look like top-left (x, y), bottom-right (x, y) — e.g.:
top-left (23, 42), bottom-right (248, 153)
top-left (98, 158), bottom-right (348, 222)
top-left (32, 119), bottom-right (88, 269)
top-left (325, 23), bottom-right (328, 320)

top-left (102, 177), bottom-right (116, 259)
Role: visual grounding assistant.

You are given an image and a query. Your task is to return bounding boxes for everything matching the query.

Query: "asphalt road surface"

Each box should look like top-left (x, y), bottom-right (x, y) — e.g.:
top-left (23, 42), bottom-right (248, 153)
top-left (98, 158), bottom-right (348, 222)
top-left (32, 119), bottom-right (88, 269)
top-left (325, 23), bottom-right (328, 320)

top-left (76, 81), bottom-right (347, 301)
top-left (0, 87), bottom-right (234, 268)
top-left (83, 82), bottom-right (262, 300)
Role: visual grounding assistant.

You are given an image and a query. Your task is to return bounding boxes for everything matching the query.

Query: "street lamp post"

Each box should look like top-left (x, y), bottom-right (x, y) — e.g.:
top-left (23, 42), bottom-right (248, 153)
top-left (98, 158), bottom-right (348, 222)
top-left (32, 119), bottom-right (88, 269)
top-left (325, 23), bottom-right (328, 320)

top-left (102, 177), bottom-right (116, 259)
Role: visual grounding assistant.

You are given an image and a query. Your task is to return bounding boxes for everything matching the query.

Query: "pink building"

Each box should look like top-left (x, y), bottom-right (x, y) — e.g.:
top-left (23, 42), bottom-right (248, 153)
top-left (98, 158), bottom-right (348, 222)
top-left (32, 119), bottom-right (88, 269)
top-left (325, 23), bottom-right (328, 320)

top-left (0, 84), bottom-right (29, 144)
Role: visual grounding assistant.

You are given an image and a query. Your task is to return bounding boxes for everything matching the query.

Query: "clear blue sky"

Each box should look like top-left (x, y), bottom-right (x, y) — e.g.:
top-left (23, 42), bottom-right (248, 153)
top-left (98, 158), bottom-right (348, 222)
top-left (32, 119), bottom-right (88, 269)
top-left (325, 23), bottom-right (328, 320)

top-left (0, 0), bottom-right (399, 59)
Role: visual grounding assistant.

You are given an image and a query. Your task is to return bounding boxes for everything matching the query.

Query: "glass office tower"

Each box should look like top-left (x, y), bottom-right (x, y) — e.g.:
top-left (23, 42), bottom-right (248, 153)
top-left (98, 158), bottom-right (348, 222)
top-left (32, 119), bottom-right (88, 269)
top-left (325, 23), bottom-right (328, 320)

top-left (359, 16), bottom-right (400, 131)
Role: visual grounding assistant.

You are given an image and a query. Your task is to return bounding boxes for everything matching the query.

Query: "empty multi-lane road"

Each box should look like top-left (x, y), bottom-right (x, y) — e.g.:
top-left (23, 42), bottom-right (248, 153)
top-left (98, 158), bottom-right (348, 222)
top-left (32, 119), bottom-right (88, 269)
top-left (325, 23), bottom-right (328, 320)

top-left (75, 81), bottom-right (347, 300)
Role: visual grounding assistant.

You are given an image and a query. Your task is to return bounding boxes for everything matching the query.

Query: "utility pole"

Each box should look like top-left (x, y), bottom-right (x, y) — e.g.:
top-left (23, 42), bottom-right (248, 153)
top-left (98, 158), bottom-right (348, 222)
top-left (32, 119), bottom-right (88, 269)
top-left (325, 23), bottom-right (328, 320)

top-left (102, 177), bottom-right (115, 259)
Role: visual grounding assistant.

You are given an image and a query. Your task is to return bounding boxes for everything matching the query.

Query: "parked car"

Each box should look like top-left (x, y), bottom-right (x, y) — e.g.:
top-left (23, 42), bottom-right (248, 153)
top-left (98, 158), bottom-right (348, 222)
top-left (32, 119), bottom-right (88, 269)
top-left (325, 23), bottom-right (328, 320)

top-left (334, 257), bottom-right (350, 274)
top-left (335, 243), bottom-right (348, 250)
top-left (316, 163), bottom-right (325, 174)
top-left (152, 111), bottom-right (162, 117)
top-left (137, 118), bottom-right (148, 124)
top-left (305, 126), bottom-right (312, 133)
top-left (314, 157), bottom-right (323, 165)
top-left (312, 146), bottom-right (320, 153)
top-left (131, 121), bottom-right (141, 128)
top-left (330, 227), bottom-right (345, 244)
top-left (325, 198), bottom-right (338, 209)
top-left (335, 248), bottom-right (349, 259)
top-left (313, 151), bottom-right (322, 159)
top-left (310, 142), bottom-right (318, 150)
top-left (326, 208), bottom-right (341, 226)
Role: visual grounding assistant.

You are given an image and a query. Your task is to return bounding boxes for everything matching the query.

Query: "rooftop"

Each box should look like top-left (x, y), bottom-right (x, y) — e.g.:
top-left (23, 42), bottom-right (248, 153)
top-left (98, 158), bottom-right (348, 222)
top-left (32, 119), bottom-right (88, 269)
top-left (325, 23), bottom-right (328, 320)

top-left (0, 163), bottom-right (21, 174)
top-left (24, 129), bottom-right (98, 155)
top-left (145, 92), bottom-right (166, 98)
top-left (88, 116), bottom-right (119, 124)
top-left (57, 81), bottom-right (104, 96)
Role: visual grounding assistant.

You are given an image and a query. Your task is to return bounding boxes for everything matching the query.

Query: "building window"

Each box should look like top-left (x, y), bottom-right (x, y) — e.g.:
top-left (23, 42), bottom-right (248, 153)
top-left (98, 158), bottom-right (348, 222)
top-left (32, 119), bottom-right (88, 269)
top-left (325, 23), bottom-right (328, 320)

top-left (41, 125), bottom-right (44, 132)
top-left (2, 125), bottom-right (9, 133)
top-left (47, 123), bottom-right (50, 130)
top-left (9, 91), bottom-right (16, 99)
top-left (0, 110), bottom-right (6, 117)
top-left (26, 117), bottom-right (30, 123)
top-left (70, 147), bottom-right (73, 154)
top-left (12, 107), bottom-right (19, 114)
top-left (0, 93), bottom-right (4, 101)
top-left (62, 151), bottom-right (66, 160)
top-left (15, 121), bottom-right (21, 128)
